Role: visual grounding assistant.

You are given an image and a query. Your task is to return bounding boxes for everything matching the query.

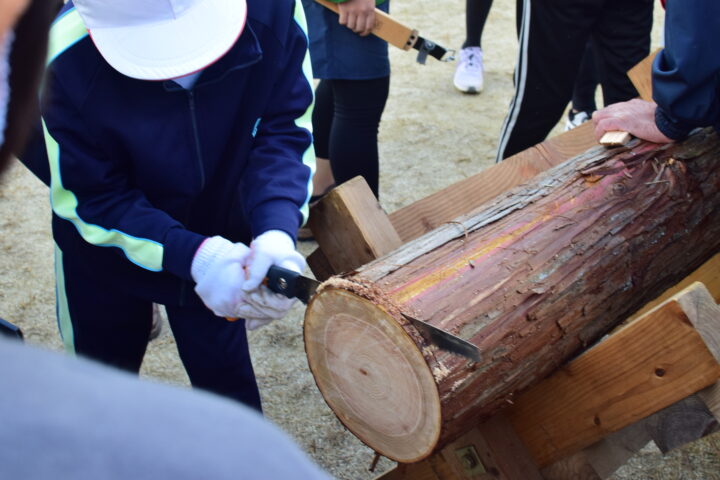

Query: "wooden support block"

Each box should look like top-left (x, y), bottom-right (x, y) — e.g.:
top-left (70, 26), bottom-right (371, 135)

top-left (507, 283), bottom-right (720, 468)
top-left (599, 130), bottom-right (632, 146)
top-left (307, 176), bottom-right (403, 274)
top-left (627, 49), bottom-right (661, 102)
top-left (314, 0), bottom-right (418, 51)
top-left (542, 389), bottom-right (720, 480)
top-left (306, 248), bottom-right (335, 282)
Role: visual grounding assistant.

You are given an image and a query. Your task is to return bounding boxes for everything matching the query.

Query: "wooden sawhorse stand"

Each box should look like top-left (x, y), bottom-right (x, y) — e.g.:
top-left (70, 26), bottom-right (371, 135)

top-left (305, 121), bottom-right (720, 480)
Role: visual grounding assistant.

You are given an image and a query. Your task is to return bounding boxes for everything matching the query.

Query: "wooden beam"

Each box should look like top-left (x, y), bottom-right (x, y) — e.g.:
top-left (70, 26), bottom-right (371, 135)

top-left (307, 176), bottom-right (403, 274)
top-left (507, 283), bottom-right (720, 468)
top-left (627, 49), bottom-right (661, 102)
top-left (387, 121), bottom-right (598, 243)
top-left (628, 253), bottom-right (720, 322)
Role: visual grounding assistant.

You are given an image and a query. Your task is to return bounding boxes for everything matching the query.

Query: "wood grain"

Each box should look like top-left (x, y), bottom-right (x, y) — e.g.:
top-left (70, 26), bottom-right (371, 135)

top-left (508, 283), bottom-right (720, 467)
top-left (307, 176), bottom-right (403, 275)
top-left (387, 122), bottom-right (597, 244)
top-left (627, 49), bottom-right (661, 102)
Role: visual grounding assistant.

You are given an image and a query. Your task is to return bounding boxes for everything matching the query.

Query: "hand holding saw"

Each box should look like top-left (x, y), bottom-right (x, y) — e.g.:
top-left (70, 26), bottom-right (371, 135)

top-left (314, 0), bottom-right (455, 64)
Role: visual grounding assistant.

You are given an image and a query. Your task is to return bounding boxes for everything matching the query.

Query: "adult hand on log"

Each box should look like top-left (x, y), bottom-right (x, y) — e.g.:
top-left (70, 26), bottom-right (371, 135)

top-left (592, 99), bottom-right (673, 144)
top-left (337, 0), bottom-right (376, 36)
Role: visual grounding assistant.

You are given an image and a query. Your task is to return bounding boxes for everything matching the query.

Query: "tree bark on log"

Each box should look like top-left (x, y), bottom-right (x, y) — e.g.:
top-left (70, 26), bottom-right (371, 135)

top-left (304, 129), bottom-right (720, 463)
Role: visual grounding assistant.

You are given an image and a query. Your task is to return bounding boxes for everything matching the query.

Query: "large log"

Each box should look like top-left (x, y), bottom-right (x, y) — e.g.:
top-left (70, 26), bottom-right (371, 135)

top-left (304, 129), bottom-right (720, 463)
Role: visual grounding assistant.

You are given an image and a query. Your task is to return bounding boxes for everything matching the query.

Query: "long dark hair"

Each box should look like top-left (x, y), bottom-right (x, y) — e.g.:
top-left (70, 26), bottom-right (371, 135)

top-left (0, 0), bottom-right (61, 174)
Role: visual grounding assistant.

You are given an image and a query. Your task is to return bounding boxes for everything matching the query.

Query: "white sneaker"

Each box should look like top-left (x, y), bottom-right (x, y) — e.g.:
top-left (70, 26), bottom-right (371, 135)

top-left (453, 47), bottom-right (484, 93)
top-left (564, 109), bottom-right (592, 131)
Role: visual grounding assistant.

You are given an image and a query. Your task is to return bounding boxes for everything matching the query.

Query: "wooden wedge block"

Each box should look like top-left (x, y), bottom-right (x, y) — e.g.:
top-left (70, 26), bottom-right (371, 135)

top-left (599, 130), bottom-right (632, 146)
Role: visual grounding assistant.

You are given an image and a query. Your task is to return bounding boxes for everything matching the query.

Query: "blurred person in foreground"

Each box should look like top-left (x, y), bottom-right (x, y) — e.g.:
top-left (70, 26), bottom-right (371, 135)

top-left (593, 0), bottom-right (720, 143)
top-left (0, 2), bottom-right (329, 479)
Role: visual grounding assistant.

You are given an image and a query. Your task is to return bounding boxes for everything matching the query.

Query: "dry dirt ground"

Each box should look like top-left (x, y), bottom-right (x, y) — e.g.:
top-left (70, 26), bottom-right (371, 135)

top-left (1, 0), bottom-right (719, 479)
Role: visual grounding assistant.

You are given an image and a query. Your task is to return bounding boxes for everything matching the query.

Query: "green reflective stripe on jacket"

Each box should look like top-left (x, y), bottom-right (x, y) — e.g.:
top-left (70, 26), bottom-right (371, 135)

top-left (44, 8), bottom-right (165, 272)
top-left (294, 0), bottom-right (317, 225)
top-left (54, 244), bottom-right (75, 355)
top-left (43, 122), bottom-right (165, 272)
top-left (47, 8), bottom-right (87, 66)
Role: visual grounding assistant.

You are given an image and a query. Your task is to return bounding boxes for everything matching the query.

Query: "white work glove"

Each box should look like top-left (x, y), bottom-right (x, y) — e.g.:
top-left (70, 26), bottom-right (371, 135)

top-left (192, 236), bottom-right (252, 318)
top-left (241, 230), bottom-right (307, 330)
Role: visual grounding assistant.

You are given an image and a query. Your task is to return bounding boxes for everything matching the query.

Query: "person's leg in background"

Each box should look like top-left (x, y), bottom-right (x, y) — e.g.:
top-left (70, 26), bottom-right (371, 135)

top-left (566, 42), bottom-right (599, 130)
top-left (297, 79), bottom-right (336, 241)
top-left (496, 0), bottom-right (599, 161)
top-left (55, 245), bottom-right (153, 373)
top-left (326, 76), bottom-right (390, 199)
top-left (310, 79), bottom-right (336, 201)
top-left (454, 0), bottom-right (494, 93)
top-left (592, 0), bottom-right (653, 106)
top-left (165, 305), bottom-right (262, 412)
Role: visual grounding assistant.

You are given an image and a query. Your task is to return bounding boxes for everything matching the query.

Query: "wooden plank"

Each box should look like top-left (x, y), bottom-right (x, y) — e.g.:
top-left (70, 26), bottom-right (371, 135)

top-left (307, 175), bottom-right (403, 274)
top-left (387, 121), bottom-right (597, 243)
top-left (315, 0), bottom-right (418, 51)
top-left (543, 389), bottom-right (720, 479)
top-left (507, 283), bottom-right (720, 468)
top-left (599, 131), bottom-right (632, 146)
top-left (627, 49), bottom-right (661, 102)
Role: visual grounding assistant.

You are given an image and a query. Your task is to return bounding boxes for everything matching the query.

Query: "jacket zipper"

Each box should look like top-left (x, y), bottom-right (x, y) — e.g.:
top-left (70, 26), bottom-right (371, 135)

top-left (180, 90), bottom-right (206, 305)
top-left (188, 90), bottom-right (206, 190)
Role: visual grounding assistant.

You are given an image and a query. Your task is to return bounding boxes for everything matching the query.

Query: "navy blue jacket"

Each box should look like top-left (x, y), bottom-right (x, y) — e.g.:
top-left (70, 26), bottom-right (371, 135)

top-left (653, 0), bottom-right (720, 139)
top-left (33, 1), bottom-right (314, 306)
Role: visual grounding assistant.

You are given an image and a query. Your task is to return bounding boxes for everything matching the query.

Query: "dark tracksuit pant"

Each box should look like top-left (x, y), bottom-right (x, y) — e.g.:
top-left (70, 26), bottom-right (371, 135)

top-left (497, 0), bottom-right (653, 161)
top-left (54, 246), bottom-right (262, 412)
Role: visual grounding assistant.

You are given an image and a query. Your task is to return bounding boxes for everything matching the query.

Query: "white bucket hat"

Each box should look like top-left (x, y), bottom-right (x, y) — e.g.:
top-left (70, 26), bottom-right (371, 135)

top-left (72, 0), bottom-right (247, 80)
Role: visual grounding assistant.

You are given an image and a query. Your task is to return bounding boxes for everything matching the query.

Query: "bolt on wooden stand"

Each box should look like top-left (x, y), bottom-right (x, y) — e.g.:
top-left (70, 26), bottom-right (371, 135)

top-left (303, 119), bottom-right (720, 479)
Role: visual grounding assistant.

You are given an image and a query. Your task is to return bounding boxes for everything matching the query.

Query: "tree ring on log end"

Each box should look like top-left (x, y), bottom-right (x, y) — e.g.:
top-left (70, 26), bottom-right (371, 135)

top-left (304, 288), bottom-right (441, 462)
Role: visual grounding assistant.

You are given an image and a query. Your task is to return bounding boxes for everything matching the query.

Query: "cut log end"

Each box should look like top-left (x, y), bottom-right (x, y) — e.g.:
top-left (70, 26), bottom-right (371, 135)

top-left (304, 288), bottom-right (442, 462)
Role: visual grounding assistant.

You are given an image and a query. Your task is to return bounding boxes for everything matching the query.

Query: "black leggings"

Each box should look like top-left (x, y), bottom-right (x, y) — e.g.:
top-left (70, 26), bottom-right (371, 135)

top-left (464, 0), bottom-right (494, 49)
top-left (312, 76), bottom-right (390, 198)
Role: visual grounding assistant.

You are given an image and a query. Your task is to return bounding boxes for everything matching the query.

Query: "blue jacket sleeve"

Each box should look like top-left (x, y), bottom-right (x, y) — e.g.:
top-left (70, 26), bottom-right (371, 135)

top-left (42, 74), bottom-right (205, 281)
top-left (242, 1), bottom-right (315, 242)
top-left (652, 0), bottom-right (720, 140)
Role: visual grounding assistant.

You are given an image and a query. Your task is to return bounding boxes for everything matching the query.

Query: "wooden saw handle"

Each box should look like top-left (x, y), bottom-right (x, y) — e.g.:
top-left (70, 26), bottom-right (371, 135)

top-left (314, 0), bottom-right (418, 51)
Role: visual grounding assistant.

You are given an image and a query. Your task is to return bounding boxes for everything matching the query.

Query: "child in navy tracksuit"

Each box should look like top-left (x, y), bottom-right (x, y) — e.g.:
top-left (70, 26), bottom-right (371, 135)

top-left (24, 0), bottom-right (315, 410)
